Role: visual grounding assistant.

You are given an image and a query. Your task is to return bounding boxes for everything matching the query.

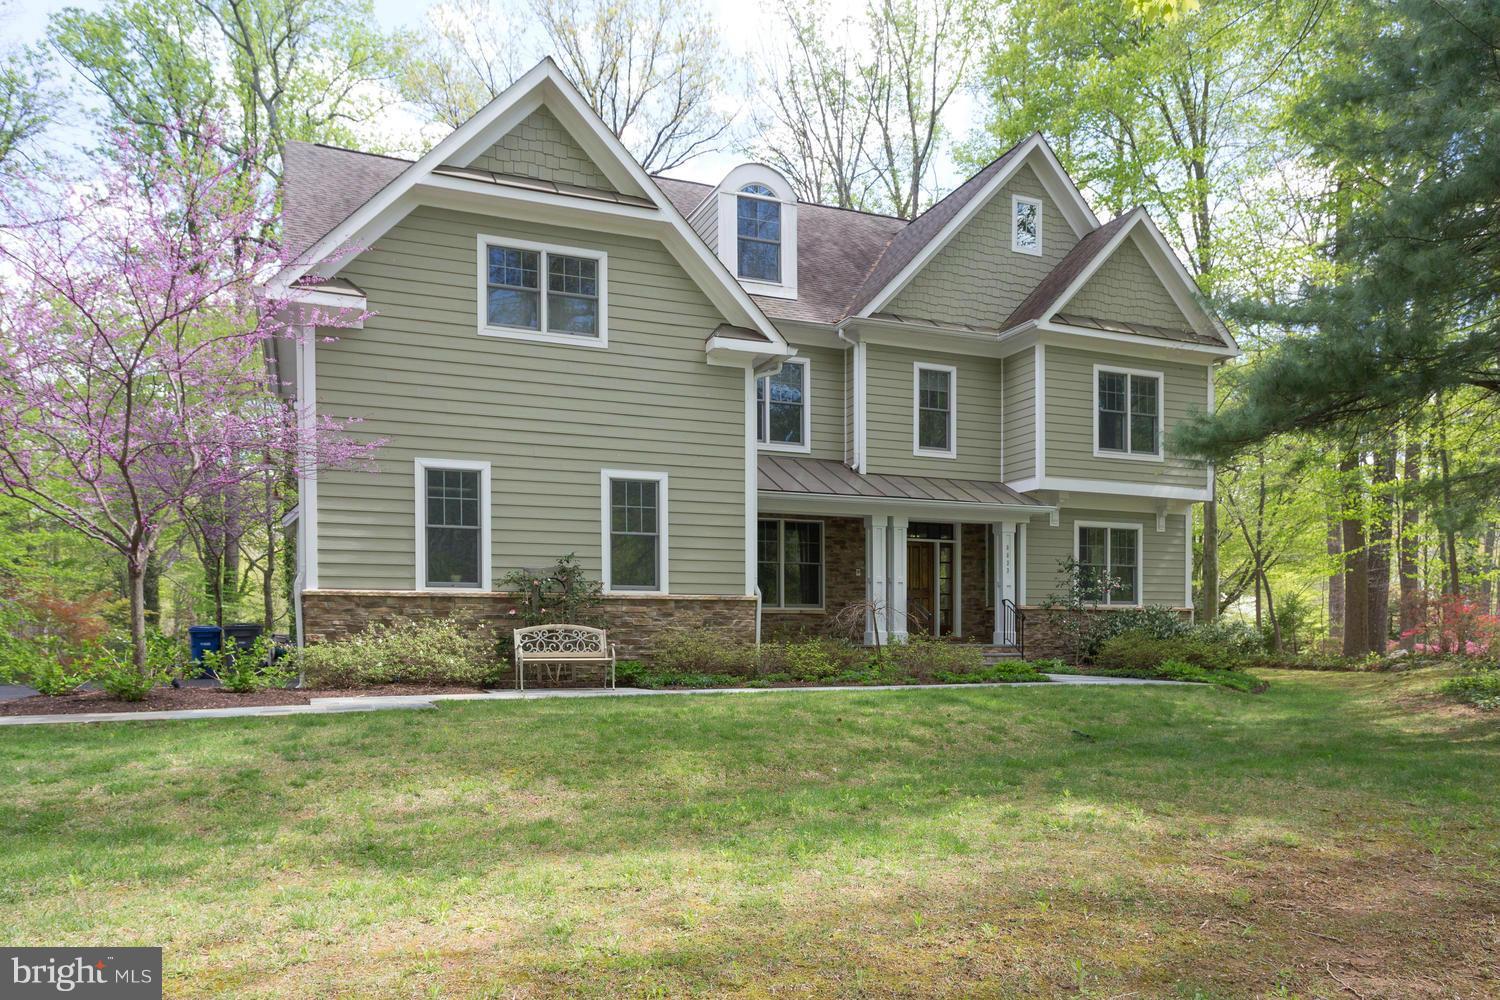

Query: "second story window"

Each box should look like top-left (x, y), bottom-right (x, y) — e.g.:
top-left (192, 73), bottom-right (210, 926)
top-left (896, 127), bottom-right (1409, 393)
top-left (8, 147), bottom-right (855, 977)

top-left (1096, 366), bottom-right (1162, 458)
top-left (480, 236), bottom-right (606, 346)
top-left (737, 184), bottom-right (781, 282)
top-left (1012, 195), bottom-right (1042, 255)
top-left (756, 358), bottom-right (809, 450)
top-left (914, 363), bottom-right (956, 458)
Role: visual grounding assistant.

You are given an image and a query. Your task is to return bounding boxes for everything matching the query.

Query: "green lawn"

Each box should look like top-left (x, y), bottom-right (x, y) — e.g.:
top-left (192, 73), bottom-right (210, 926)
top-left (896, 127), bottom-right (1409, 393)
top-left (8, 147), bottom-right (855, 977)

top-left (2, 671), bottom-right (1496, 998)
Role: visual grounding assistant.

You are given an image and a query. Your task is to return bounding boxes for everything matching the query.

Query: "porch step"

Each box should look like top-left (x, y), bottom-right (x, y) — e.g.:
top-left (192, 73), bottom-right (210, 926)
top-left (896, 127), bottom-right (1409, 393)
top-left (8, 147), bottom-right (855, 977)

top-left (978, 645), bottom-right (1023, 664)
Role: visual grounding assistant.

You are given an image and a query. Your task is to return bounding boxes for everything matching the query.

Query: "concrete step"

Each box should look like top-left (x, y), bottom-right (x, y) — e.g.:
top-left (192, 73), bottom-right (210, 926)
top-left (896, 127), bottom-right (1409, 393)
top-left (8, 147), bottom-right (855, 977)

top-left (978, 645), bottom-right (1024, 664)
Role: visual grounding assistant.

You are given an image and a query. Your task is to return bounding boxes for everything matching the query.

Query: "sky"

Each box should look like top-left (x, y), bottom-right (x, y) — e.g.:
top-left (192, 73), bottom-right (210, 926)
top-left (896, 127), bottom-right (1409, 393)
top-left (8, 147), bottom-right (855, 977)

top-left (1, 0), bottom-right (976, 191)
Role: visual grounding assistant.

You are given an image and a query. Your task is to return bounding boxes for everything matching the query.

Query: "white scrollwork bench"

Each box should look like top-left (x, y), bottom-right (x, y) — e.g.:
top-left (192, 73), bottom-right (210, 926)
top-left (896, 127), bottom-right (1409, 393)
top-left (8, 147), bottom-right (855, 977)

top-left (511, 624), bottom-right (617, 690)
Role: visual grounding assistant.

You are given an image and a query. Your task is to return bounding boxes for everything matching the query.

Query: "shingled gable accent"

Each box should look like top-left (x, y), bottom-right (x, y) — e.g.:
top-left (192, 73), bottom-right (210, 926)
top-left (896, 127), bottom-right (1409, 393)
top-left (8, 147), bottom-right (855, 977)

top-left (270, 57), bottom-right (788, 355)
top-left (1001, 207), bottom-right (1237, 351)
top-left (841, 134), bottom-right (1100, 321)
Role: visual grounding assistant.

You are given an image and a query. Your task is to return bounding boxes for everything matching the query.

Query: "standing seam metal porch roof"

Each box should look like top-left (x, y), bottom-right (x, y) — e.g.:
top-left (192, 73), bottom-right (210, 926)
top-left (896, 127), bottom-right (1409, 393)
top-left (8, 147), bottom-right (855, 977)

top-left (758, 454), bottom-right (1044, 508)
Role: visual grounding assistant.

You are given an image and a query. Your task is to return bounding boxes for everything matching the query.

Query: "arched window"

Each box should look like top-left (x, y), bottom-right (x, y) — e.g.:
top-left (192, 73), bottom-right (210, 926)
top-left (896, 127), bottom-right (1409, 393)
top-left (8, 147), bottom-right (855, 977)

top-left (736, 184), bottom-right (781, 282)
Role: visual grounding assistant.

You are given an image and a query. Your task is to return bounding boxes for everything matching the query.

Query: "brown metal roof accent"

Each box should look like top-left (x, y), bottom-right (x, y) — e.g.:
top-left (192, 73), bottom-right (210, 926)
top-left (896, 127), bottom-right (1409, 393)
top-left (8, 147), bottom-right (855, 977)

top-left (757, 454), bottom-right (1044, 508)
top-left (1052, 312), bottom-right (1225, 347)
top-left (1002, 210), bottom-right (1139, 330)
top-left (296, 276), bottom-right (366, 297)
top-left (706, 323), bottom-right (771, 344)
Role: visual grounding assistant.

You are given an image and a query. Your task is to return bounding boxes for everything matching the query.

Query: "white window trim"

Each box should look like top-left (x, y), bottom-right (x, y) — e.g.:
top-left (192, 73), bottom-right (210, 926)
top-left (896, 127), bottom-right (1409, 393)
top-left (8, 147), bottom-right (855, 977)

top-left (1073, 520), bottom-right (1144, 608)
top-left (756, 357), bottom-right (812, 454)
top-left (1012, 194), bottom-right (1043, 256)
top-left (413, 457), bottom-right (492, 592)
top-left (475, 233), bottom-right (609, 349)
top-left (757, 517), bottom-right (826, 610)
top-left (600, 468), bottom-right (669, 595)
top-left (912, 362), bottom-right (958, 459)
top-left (1092, 363), bottom-right (1166, 463)
top-left (712, 165), bottom-right (799, 300)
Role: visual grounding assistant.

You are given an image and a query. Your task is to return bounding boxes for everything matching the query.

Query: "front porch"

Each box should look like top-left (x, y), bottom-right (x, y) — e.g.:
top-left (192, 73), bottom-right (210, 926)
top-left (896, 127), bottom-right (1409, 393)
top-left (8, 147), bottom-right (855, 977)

top-left (757, 455), bottom-right (1051, 651)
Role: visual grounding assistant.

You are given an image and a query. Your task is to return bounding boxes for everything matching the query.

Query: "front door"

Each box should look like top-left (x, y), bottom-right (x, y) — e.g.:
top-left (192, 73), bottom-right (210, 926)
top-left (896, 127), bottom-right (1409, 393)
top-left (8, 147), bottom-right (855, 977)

top-left (906, 522), bottom-right (957, 637)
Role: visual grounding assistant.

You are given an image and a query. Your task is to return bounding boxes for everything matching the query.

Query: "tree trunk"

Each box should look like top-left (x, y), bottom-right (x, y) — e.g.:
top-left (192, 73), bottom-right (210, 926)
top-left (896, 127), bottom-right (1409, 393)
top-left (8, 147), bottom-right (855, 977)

top-left (143, 552), bottom-right (161, 629)
top-left (1340, 451), bottom-right (1370, 657)
top-left (1435, 402), bottom-right (1462, 596)
top-left (1398, 439), bottom-right (1422, 650)
top-left (1202, 499), bottom-right (1219, 621)
top-left (1482, 528), bottom-right (1497, 616)
top-left (1367, 445), bottom-right (1395, 653)
top-left (1263, 566), bottom-right (1282, 652)
top-left (128, 554), bottom-right (148, 674)
top-left (1327, 514), bottom-right (1344, 645)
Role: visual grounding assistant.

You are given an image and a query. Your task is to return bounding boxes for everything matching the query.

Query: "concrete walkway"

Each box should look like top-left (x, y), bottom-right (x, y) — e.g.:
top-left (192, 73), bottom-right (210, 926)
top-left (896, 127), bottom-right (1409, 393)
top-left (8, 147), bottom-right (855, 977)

top-left (0, 674), bottom-right (1193, 727)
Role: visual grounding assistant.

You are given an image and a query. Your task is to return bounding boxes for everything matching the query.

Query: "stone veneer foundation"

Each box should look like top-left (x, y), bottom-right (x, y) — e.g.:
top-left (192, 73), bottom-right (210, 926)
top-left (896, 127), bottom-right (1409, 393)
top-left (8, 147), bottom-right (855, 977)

top-left (301, 590), bottom-right (757, 661)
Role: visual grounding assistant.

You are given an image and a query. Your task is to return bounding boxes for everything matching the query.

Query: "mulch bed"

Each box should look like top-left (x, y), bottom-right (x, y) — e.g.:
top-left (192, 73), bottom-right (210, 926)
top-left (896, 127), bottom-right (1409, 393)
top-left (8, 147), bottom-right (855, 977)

top-left (0, 684), bottom-right (489, 717)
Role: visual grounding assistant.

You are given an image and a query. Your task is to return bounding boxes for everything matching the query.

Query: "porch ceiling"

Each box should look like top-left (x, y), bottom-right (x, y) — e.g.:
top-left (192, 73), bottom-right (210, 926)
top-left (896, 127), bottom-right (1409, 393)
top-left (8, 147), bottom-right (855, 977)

top-left (758, 454), bottom-right (1047, 511)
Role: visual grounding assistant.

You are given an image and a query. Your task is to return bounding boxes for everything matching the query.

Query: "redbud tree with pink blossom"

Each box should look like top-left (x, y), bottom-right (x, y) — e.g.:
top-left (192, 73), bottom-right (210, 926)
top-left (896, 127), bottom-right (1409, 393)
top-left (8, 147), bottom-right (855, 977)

top-left (0, 127), bottom-right (378, 673)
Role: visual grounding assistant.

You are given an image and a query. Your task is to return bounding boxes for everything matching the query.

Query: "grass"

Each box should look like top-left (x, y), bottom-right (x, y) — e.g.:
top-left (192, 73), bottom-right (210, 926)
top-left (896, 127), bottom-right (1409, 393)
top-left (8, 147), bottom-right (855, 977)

top-left (2, 668), bottom-right (1497, 997)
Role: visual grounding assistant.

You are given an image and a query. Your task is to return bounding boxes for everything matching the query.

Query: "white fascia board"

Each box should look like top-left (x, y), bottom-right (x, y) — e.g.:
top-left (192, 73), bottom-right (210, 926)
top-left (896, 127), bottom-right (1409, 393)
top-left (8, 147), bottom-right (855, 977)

top-left (757, 491), bottom-right (1052, 520)
top-left (1036, 322), bottom-right (1238, 361)
top-left (858, 136), bottom-right (1100, 318)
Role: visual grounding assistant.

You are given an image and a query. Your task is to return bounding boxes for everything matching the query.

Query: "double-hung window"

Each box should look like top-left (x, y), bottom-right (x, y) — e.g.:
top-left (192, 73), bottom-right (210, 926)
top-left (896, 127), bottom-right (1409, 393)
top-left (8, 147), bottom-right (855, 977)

top-left (914, 363), bottom-right (956, 457)
top-left (1076, 523), bottom-right (1140, 605)
top-left (756, 358), bottom-right (809, 449)
top-left (416, 459), bottom-right (490, 590)
top-left (737, 184), bottom-right (781, 282)
top-left (757, 519), bottom-right (822, 608)
top-left (603, 471), bottom-right (667, 593)
top-left (480, 236), bottom-right (606, 345)
top-left (1095, 365), bottom-right (1162, 458)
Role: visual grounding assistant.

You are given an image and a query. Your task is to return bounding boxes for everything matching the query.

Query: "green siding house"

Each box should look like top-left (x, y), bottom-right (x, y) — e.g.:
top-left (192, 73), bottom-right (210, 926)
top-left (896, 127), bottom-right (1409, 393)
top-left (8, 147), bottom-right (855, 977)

top-left (271, 58), bottom-right (1238, 657)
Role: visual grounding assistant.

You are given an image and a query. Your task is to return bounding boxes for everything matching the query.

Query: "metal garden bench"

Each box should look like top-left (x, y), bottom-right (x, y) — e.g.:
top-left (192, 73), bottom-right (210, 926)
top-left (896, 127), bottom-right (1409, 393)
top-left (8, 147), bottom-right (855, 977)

top-left (511, 624), bottom-right (617, 690)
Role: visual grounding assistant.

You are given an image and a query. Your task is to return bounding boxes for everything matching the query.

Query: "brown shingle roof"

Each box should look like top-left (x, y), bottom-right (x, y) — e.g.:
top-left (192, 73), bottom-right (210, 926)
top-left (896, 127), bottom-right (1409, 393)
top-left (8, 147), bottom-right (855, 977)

top-left (283, 141), bottom-right (410, 262)
top-left (758, 454), bottom-right (1044, 508)
top-left (1002, 209), bottom-right (1140, 330)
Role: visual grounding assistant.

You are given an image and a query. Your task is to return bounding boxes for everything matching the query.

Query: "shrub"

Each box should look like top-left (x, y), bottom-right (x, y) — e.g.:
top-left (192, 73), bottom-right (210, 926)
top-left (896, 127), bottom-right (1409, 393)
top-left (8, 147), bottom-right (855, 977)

top-left (298, 615), bottom-right (498, 688)
top-left (1189, 618), bottom-right (1267, 655)
top-left (934, 660), bottom-right (1048, 683)
top-left (1443, 666), bottom-right (1500, 710)
top-left (211, 636), bottom-right (296, 693)
top-left (23, 653), bottom-right (86, 696)
top-left (1152, 659), bottom-right (1263, 693)
top-left (83, 647), bottom-right (166, 701)
top-left (759, 637), bottom-right (867, 682)
top-left (1095, 631), bottom-right (1246, 674)
top-left (650, 631), bottom-right (758, 677)
top-left (877, 637), bottom-right (984, 682)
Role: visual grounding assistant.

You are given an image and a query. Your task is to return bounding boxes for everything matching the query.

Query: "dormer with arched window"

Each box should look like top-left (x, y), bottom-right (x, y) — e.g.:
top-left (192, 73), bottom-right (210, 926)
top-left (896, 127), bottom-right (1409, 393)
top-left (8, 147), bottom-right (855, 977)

top-left (700, 164), bottom-right (798, 299)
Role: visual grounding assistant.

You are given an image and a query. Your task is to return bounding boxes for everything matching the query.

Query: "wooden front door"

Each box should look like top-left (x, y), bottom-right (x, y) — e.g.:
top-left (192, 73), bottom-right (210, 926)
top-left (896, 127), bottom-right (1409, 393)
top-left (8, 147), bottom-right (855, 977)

top-left (907, 540), bottom-right (936, 636)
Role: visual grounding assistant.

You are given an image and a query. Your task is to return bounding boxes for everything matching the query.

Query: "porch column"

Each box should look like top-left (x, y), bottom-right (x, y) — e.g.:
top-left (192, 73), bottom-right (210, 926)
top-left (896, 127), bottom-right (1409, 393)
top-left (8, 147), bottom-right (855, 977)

top-left (890, 515), bottom-right (909, 642)
top-left (992, 521), bottom-right (1017, 645)
top-left (867, 515), bottom-right (889, 645)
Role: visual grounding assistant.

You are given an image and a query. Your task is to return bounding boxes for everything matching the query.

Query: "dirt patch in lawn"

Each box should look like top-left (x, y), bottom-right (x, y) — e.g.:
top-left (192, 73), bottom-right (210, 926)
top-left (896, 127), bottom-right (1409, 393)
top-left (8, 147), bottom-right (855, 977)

top-left (0, 684), bottom-right (489, 716)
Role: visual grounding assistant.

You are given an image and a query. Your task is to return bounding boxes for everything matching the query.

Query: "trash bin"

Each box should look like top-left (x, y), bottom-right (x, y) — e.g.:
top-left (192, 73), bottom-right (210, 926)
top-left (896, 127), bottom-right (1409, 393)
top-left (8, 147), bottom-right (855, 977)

top-left (188, 625), bottom-right (223, 663)
top-left (221, 623), bottom-right (264, 653)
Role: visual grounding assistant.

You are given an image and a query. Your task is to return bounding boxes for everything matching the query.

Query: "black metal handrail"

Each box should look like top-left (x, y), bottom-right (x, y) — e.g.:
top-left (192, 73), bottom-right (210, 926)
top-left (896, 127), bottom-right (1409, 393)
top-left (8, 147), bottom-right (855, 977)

top-left (1000, 598), bottom-right (1025, 659)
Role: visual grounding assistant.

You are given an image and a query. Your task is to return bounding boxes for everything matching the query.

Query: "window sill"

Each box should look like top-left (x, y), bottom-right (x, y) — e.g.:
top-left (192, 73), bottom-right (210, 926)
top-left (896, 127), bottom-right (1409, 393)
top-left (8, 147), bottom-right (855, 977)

top-left (737, 277), bottom-right (798, 299)
top-left (477, 325), bottom-right (609, 349)
top-left (1092, 448), bottom-right (1164, 463)
top-left (758, 441), bottom-right (812, 455)
top-left (417, 584), bottom-right (490, 593)
top-left (913, 448), bottom-right (957, 460)
top-left (762, 605), bottom-right (825, 613)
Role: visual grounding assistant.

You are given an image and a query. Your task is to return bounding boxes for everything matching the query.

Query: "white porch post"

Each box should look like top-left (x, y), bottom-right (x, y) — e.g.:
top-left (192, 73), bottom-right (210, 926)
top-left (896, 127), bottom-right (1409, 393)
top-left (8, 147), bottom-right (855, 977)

top-left (890, 515), bottom-right (909, 641)
top-left (993, 522), bottom-right (1017, 645)
top-left (867, 515), bottom-right (889, 645)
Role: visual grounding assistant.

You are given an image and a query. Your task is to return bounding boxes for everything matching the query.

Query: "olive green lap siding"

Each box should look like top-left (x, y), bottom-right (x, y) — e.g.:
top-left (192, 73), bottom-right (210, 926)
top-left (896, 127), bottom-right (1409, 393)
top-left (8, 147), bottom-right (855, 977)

top-left (863, 344), bottom-right (1002, 480)
top-left (1024, 508), bottom-right (1190, 606)
top-left (462, 106), bottom-right (617, 192)
top-left (316, 205), bottom-right (746, 594)
top-left (888, 165), bottom-right (1082, 328)
top-left (1043, 346), bottom-right (1210, 489)
top-left (1002, 349), bottom-right (1036, 481)
top-left (761, 340), bottom-right (844, 462)
top-left (1063, 235), bottom-right (1191, 330)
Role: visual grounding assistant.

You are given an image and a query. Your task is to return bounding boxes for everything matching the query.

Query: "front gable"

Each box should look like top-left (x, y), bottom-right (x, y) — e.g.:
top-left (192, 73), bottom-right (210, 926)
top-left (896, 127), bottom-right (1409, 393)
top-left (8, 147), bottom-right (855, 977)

top-left (458, 105), bottom-right (618, 192)
top-left (885, 163), bottom-right (1085, 328)
top-left (1060, 232), bottom-right (1194, 332)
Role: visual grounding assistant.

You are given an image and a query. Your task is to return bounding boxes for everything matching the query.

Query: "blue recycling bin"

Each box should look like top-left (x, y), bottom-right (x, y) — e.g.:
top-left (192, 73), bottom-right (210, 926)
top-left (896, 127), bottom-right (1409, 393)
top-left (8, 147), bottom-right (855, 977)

top-left (188, 625), bottom-right (223, 663)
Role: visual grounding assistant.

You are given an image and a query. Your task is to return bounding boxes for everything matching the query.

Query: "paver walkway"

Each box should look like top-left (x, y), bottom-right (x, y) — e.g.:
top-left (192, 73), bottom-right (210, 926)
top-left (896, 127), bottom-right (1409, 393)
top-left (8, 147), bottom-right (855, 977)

top-left (0, 674), bottom-right (1192, 727)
